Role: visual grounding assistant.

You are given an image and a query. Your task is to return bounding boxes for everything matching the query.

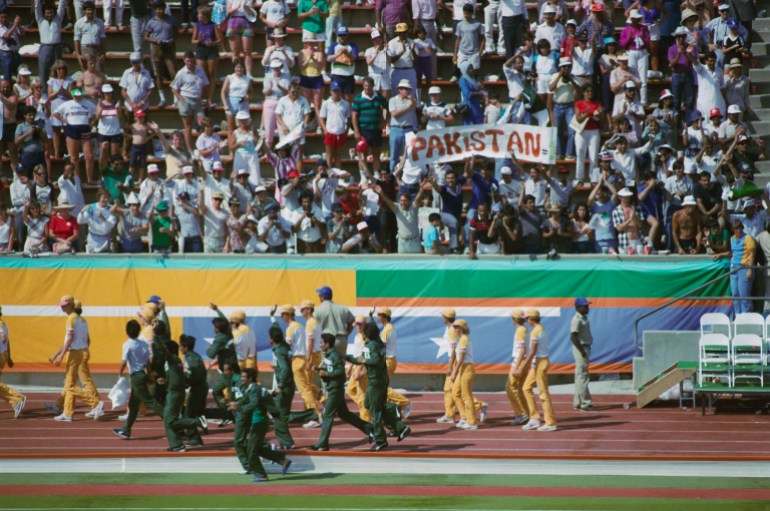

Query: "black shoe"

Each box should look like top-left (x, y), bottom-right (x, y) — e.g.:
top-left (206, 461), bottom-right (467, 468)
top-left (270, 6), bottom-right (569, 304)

top-left (397, 426), bottom-right (411, 442)
top-left (219, 419), bottom-right (233, 427)
top-left (166, 445), bottom-right (187, 452)
top-left (197, 415), bottom-right (209, 433)
top-left (366, 430), bottom-right (375, 444)
top-left (370, 441), bottom-right (388, 452)
top-left (187, 439), bottom-right (204, 447)
top-left (277, 444), bottom-right (295, 450)
top-left (112, 428), bottom-right (130, 440)
top-left (311, 445), bottom-right (329, 451)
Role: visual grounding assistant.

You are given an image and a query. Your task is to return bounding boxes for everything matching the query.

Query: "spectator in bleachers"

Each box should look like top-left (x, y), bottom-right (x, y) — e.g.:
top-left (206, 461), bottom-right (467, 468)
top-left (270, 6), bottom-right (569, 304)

top-left (546, 166), bottom-right (573, 208)
top-left (364, 30), bottom-right (391, 99)
top-left (468, 201), bottom-right (501, 258)
top-left (257, 201), bottom-right (292, 253)
top-left (374, 181), bottom-right (424, 253)
top-left (610, 55), bottom-right (641, 111)
top-left (225, 0), bottom-right (257, 77)
top-left (694, 170), bottom-right (722, 222)
top-left (31, 165), bottom-right (53, 215)
top-left (668, 26), bottom-right (697, 127)
top-left (128, 0), bottom-right (151, 54)
top-left (261, 60), bottom-right (289, 142)
top-left (34, 0), bottom-right (66, 85)
top-left (376, 0), bottom-right (411, 40)
top-left (200, 189), bottom-right (228, 252)
top-left (587, 174), bottom-right (617, 253)
top-left (671, 194), bottom-right (701, 254)
top-left (48, 61), bottom-right (73, 159)
top-left (9, 166), bottom-right (28, 248)
top-left (518, 193), bottom-right (544, 253)
top-left (533, 39), bottom-right (556, 120)
top-left (298, 33), bottom-right (325, 112)
top-left (291, 190), bottom-right (325, 253)
top-left (718, 104), bottom-right (747, 146)
top-left (454, 3), bottom-right (484, 73)
top-left (619, 9), bottom-right (650, 104)
top-left (571, 203), bottom-right (593, 253)
top-left (705, 3), bottom-right (745, 66)
top-left (15, 106), bottom-right (47, 179)
top-left (298, 0), bottom-right (330, 49)
top-left (175, 191), bottom-right (205, 254)
top-left (230, 169), bottom-right (254, 214)
top-left (388, 79), bottom-right (418, 171)
top-left (570, 33), bottom-right (594, 88)
top-left (626, 0), bottom-right (668, 75)
top-left (195, 118), bottom-right (223, 174)
top-left (262, 28), bottom-right (295, 77)
top-left (53, 87), bottom-right (96, 185)
top-left (22, 200), bottom-right (48, 254)
top-left (724, 59), bottom-right (751, 117)
top-left (458, 62), bottom-right (484, 125)
top-left (223, 198), bottom-right (244, 253)
top-left (549, 57), bottom-right (577, 160)
top-left (694, 52), bottom-right (725, 123)
top-left (120, 53), bottom-right (154, 118)
top-left (537, 0), bottom-right (566, 23)
top-left (94, 85), bottom-right (123, 171)
top-left (171, 51), bottom-right (209, 154)
top-left (612, 187), bottom-right (645, 253)
top-left (500, 0), bottom-right (528, 59)
top-left (0, 205), bottom-right (13, 253)
top-left (575, 3), bottom-right (614, 53)
top-left (574, 84), bottom-right (602, 185)
top-left (610, 135), bottom-right (638, 187)
top-left (49, 200), bottom-right (78, 254)
top-left (637, 171), bottom-right (663, 248)
top-left (597, 36), bottom-right (618, 119)
top-left (149, 200), bottom-right (176, 253)
top-left (139, 163), bottom-right (171, 215)
top-left (57, 164), bottom-right (85, 215)
top-left (319, 83), bottom-right (351, 170)
top-left (228, 110), bottom-right (261, 187)
top-left (77, 188), bottom-right (117, 253)
top-left (259, 0), bottom-right (290, 46)
top-left (115, 192), bottom-right (148, 253)
top-left (535, 4), bottom-right (564, 51)
top-left (76, 55), bottom-right (106, 113)
top-left (388, 23), bottom-right (417, 94)
top-left (192, 7), bottom-right (223, 106)
top-left (326, 202), bottom-right (353, 253)
top-left (412, 24), bottom-right (436, 94)
top-left (73, 1), bottom-right (105, 73)
top-left (168, 165), bottom-right (200, 206)
top-left (327, 26), bottom-right (358, 103)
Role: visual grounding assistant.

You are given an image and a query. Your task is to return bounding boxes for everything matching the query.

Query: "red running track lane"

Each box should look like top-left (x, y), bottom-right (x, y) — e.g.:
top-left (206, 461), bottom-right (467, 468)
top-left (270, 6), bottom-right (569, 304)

top-left (1, 484), bottom-right (769, 500)
top-left (3, 393), bottom-right (770, 460)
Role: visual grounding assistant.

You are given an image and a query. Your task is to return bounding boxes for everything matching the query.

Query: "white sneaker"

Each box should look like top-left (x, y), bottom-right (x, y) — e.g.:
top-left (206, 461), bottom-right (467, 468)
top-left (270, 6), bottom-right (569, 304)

top-left (479, 404), bottom-right (488, 423)
top-left (537, 424), bottom-right (558, 432)
top-left (455, 419), bottom-right (467, 429)
top-left (13, 396), bottom-right (26, 418)
top-left (402, 402), bottom-right (412, 419)
top-left (461, 423), bottom-right (478, 430)
top-left (54, 414), bottom-right (73, 422)
top-left (302, 420), bottom-right (321, 429)
top-left (511, 414), bottom-right (529, 426)
top-left (521, 419), bottom-right (541, 430)
top-left (436, 416), bottom-right (454, 424)
top-left (118, 413), bottom-right (129, 421)
top-left (90, 401), bottom-right (105, 420)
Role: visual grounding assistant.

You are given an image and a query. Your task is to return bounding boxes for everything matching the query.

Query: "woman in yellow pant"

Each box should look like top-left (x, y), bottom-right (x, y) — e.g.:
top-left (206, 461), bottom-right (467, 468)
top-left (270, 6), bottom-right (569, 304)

top-left (346, 316), bottom-right (371, 421)
top-left (0, 308), bottom-right (26, 418)
top-left (520, 309), bottom-right (557, 432)
top-left (506, 310), bottom-right (530, 426)
top-left (450, 319), bottom-right (478, 430)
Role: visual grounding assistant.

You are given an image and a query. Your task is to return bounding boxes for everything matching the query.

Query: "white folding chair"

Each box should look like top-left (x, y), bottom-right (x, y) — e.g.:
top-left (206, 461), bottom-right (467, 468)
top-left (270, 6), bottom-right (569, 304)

top-left (734, 313), bottom-right (765, 338)
top-left (700, 313), bottom-right (732, 338)
top-left (698, 333), bottom-right (732, 386)
top-left (731, 333), bottom-right (764, 387)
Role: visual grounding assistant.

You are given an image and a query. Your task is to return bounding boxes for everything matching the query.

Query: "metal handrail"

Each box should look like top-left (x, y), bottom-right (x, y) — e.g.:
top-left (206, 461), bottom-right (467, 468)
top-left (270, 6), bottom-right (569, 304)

top-left (632, 264), bottom-right (758, 348)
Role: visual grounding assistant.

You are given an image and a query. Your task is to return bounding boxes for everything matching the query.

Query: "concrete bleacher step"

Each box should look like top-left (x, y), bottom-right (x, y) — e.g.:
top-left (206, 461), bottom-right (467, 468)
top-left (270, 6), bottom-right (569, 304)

top-left (635, 361), bottom-right (696, 409)
top-left (751, 41), bottom-right (770, 57)
top-left (750, 94), bottom-right (770, 110)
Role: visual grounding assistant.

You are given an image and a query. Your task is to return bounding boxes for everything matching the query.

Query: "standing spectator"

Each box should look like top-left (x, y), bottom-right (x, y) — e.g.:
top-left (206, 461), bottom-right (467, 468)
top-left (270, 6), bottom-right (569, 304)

top-left (34, 0), bottom-right (66, 85)
top-left (598, 37), bottom-right (619, 118)
top-left (612, 187), bottom-right (645, 253)
top-left (103, 0), bottom-right (125, 30)
top-left (413, 0), bottom-right (439, 77)
top-left (574, 84), bottom-right (603, 186)
top-left (257, 201), bottom-right (292, 253)
top-left (115, 192), bottom-right (148, 253)
top-left (668, 26), bottom-right (698, 127)
top-left (261, 28), bottom-right (296, 77)
top-left (714, 219), bottom-right (755, 314)
top-left (229, 111), bottom-right (261, 187)
top-left (352, 77), bottom-right (389, 174)
top-left (483, 0), bottom-right (504, 56)
top-left (718, 105), bottom-right (747, 146)
top-left (101, 155), bottom-right (132, 204)
top-left (619, 9), bottom-right (650, 104)
top-left (298, 34), bottom-right (325, 113)
top-left (327, 26), bottom-right (358, 104)
top-left (458, 62), bottom-right (484, 125)
top-left (671, 195), bottom-right (702, 254)
top-left (262, 60), bottom-right (290, 148)
top-left (575, 3), bottom-right (614, 54)
top-left (192, 7), bottom-right (223, 106)
top-left (694, 170), bottom-right (722, 222)
top-left (120, 53), bottom-right (154, 116)
top-left (388, 23), bottom-right (417, 95)
top-left (724, 59), bottom-right (750, 118)
top-left (546, 166), bottom-right (573, 208)
top-left (77, 188), bottom-right (117, 253)
top-left (549, 57), bottom-right (577, 160)
top-left (196, 118), bottom-right (223, 173)
top-left (169, 166), bottom-right (201, 206)
top-left (454, 4), bottom-right (484, 74)
top-left (571, 34), bottom-right (594, 89)
top-left (377, 0), bottom-right (412, 41)
top-left (705, 3), bottom-right (744, 66)
top-left (259, 0), bottom-right (289, 45)
top-left (534, 4), bottom-right (564, 50)
top-left (57, 164), bottom-right (85, 215)
top-left (523, 165), bottom-right (547, 208)
top-left (413, 25), bottom-right (436, 94)
top-left (139, 163), bottom-right (171, 216)
top-left (199, 189), bottom-right (229, 253)
top-left (570, 298), bottom-right (594, 411)
top-left (145, 1), bottom-right (177, 108)
top-left (500, 0), bottom-right (528, 58)
top-left (0, 12), bottom-right (22, 82)
top-left (610, 55), bottom-right (641, 111)
top-left (223, 198), bottom-right (244, 253)
top-left (319, 83), bottom-right (351, 170)
top-left (226, 0), bottom-right (257, 77)
top-left (174, 191), bottom-right (203, 253)
top-left (365, 30), bottom-right (392, 98)
top-left (94, 85), bottom-right (123, 170)
top-left (388, 80), bottom-right (418, 172)
top-left (612, 81), bottom-right (645, 137)
top-left (374, 183), bottom-right (424, 253)
top-left (15, 106), bottom-right (47, 178)
top-left (275, 82), bottom-right (312, 150)
top-left (171, 51), bottom-right (209, 155)
top-left (221, 59), bottom-right (253, 135)
top-left (694, 51), bottom-right (725, 123)
top-left (468, 202), bottom-right (501, 258)
top-left (290, 190), bottom-right (325, 253)
top-left (518, 194), bottom-right (544, 253)
top-left (128, 0), bottom-right (151, 55)
top-left (298, 0), bottom-right (330, 49)
top-left (52, 88), bottom-right (96, 185)
top-left (610, 135), bottom-right (639, 187)
top-left (9, 167), bottom-right (29, 247)
top-left (73, 2), bottom-right (105, 73)
top-left (149, 201), bottom-right (176, 254)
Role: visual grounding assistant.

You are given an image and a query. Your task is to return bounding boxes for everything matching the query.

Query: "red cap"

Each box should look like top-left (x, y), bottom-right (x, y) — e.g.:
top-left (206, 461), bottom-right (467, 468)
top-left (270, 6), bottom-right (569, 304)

top-left (287, 170), bottom-right (300, 178)
top-left (591, 2), bottom-right (606, 11)
top-left (709, 108), bottom-right (722, 118)
top-left (134, 109), bottom-right (146, 118)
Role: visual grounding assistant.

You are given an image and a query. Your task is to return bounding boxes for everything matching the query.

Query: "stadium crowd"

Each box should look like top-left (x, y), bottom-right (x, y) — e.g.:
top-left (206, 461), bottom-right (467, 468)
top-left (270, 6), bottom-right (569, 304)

top-left (0, 0), bottom-right (765, 257)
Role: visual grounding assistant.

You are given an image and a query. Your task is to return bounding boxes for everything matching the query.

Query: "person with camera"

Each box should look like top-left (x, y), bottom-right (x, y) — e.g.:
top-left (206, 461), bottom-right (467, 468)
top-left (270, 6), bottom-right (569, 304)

top-left (257, 202), bottom-right (292, 253)
top-left (290, 190), bottom-right (325, 254)
top-left (15, 106), bottom-right (47, 178)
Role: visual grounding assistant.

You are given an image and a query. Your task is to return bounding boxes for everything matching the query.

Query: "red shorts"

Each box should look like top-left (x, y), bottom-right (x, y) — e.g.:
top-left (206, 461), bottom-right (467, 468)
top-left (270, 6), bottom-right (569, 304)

top-left (324, 133), bottom-right (347, 147)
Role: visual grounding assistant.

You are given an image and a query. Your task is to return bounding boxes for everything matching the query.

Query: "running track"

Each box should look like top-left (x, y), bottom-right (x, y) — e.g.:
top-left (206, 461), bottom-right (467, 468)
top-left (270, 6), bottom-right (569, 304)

top-left (3, 392), bottom-right (770, 459)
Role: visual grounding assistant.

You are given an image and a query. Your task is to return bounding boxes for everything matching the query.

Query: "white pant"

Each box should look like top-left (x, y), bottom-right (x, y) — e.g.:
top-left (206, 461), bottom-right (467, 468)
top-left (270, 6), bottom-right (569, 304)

top-left (456, 52), bottom-right (481, 72)
top-left (627, 49), bottom-right (649, 104)
top-left (575, 129), bottom-right (599, 182)
top-left (103, 0), bottom-right (125, 26)
top-left (419, 20), bottom-right (438, 78)
top-left (483, 1), bottom-right (505, 53)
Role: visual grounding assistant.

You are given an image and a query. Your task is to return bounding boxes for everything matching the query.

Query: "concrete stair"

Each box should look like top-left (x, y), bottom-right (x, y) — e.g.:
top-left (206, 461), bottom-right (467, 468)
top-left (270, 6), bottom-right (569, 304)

top-left (746, 18), bottom-right (770, 189)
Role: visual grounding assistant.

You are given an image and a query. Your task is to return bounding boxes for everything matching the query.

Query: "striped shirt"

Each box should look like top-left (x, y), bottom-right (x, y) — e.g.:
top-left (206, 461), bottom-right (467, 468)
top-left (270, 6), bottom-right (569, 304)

top-left (352, 92), bottom-right (387, 130)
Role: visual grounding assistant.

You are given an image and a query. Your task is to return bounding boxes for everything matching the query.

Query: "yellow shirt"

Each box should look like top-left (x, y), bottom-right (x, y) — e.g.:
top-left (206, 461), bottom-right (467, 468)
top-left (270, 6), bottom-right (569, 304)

top-left (529, 324), bottom-right (549, 359)
top-left (65, 313), bottom-right (89, 350)
top-left (457, 334), bottom-right (473, 364)
top-left (141, 324), bottom-right (155, 343)
top-left (233, 324), bottom-right (257, 361)
top-left (513, 325), bottom-right (527, 362)
top-left (305, 317), bottom-right (322, 352)
top-left (286, 320), bottom-right (307, 357)
top-left (381, 322), bottom-right (397, 358)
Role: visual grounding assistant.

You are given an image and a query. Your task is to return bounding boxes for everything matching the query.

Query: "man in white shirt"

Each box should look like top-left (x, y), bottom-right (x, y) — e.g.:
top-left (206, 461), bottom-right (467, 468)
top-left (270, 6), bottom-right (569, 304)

top-left (612, 81), bottom-right (645, 135)
top-left (421, 86), bottom-right (453, 129)
top-left (611, 136), bottom-right (638, 187)
top-left (319, 83), bottom-right (351, 170)
top-left (77, 188), bottom-right (117, 253)
top-left (119, 52), bottom-right (155, 115)
top-left (534, 5), bottom-right (564, 50)
top-left (523, 166), bottom-right (548, 208)
top-left (170, 51), bottom-right (210, 154)
top-left (571, 34), bottom-right (593, 87)
top-left (201, 161), bottom-right (231, 209)
top-left (276, 83), bottom-right (312, 149)
top-left (313, 159), bottom-right (351, 220)
top-left (257, 202), bottom-right (293, 253)
top-left (290, 190), bottom-right (325, 253)
top-left (35, 0), bottom-right (66, 84)
top-left (387, 23), bottom-right (418, 95)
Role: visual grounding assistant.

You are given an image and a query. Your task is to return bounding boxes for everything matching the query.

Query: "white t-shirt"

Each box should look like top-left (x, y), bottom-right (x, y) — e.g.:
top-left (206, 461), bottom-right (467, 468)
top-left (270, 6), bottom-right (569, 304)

top-left (290, 205), bottom-right (324, 242)
top-left (319, 98), bottom-right (351, 135)
top-left (503, 65), bottom-right (525, 100)
top-left (534, 22), bottom-right (565, 50)
top-left (422, 101), bottom-right (451, 130)
top-left (257, 215), bottom-right (293, 246)
top-left (260, 0), bottom-right (290, 24)
top-left (611, 148), bottom-right (638, 186)
top-left (54, 99), bottom-right (95, 126)
top-left (361, 187), bottom-right (380, 216)
top-left (203, 207), bottom-right (228, 240)
top-left (276, 95), bottom-right (311, 130)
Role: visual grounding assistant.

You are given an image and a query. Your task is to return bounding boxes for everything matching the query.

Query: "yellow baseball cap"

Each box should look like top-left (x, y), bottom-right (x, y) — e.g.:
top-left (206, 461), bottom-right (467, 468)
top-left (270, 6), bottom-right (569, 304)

top-left (299, 300), bottom-right (315, 310)
top-left (452, 319), bottom-right (469, 333)
top-left (229, 310), bottom-right (246, 323)
top-left (525, 309), bottom-right (541, 319)
top-left (510, 309), bottom-right (525, 319)
top-left (59, 295), bottom-right (75, 306)
top-left (280, 304), bottom-right (296, 315)
top-left (395, 22), bottom-right (408, 33)
top-left (73, 299), bottom-right (82, 309)
top-left (377, 306), bottom-right (392, 317)
top-left (143, 302), bottom-right (159, 315)
top-left (442, 308), bottom-right (456, 319)
top-left (137, 308), bottom-right (155, 323)
top-left (355, 315), bottom-right (367, 324)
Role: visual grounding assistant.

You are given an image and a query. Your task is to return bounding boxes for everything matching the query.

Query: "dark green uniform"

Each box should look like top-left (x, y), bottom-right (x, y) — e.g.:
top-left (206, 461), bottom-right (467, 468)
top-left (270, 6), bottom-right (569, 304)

top-left (119, 371), bottom-right (166, 437)
top-left (272, 342), bottom-right (316, 447)
top-left (240, 383), bottom-right (286, 479)
top-left (184, 351), bottom-right (208, 421)
top-left (232, 381), bottom-right (251, 470)
top-left (348, 337), bottom-right (407, 444)
top-left (149, 337), bottom-right (169, 404)
top-left (315, 348), bottom-right (370, 449)
top-left (164, 353), bottom-right (202, 449)
top-left (206, 328), bottom-right (236, 416)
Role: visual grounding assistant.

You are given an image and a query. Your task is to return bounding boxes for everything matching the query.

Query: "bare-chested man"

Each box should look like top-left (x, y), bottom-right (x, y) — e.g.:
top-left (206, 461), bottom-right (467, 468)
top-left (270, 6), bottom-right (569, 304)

top-left (0, 80), bottom-right (19, 178)
top-left (76, 55), bottom-right (106, 111)
top-left (672, 195), bottom-right (703, 255)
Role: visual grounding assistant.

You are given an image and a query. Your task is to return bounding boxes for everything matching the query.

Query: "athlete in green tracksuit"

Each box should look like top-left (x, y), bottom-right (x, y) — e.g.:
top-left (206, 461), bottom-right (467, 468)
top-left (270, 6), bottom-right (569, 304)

top-left (207, 316), bottom-right (237, 421)
top-left (312, 333), bottom-right (371, 451)
top-left (231, 368), bottom-right (292, 482)
top-left (162, 340), bottom-right (204, 451)
top-left (269, 326), bottom-right (316, 449)
top-left (180, 335), bottom-right (209, 433)
top-left (149, 322), bottom-right (170, 404)
top-left (347, 322), bottom-right (410, 451)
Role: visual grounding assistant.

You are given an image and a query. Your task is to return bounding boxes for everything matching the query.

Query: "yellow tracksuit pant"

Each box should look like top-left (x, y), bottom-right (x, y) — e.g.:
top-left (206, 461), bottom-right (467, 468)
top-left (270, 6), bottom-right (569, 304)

top-left (506, 372), bottom-right (529, 417)
top-left (452, 363), bottom-right (477, 426)
top-left (346, 368), bottom-right (371, 421)
top-left (0, 353), bottom-right (24, 408)
top-left (522, 357), bottom-right (556, 426)
top-left (61, 349), bottom-right (100, 417)
top-left (385, 358), bottom-right (410, 408)
top-left (292, 356), bottom-right (319, 414)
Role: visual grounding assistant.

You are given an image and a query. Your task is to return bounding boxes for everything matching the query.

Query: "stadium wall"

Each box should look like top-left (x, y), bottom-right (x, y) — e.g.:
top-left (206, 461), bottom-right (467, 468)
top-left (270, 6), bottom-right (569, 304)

top-left (0, 257), bottom-right (731, 374)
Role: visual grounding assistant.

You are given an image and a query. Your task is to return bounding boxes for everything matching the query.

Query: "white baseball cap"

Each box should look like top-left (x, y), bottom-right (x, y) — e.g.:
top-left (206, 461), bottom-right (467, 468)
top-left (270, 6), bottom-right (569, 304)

top-left (629, 9), bottom-right (643, 18)
top-left (624, 80), bottom-right (637, 89)
top-left (235, 110), bottom-right (251, 120)
top-left (727, 104), bottom-right (742, 114)
top-left (428, 86), bottom-right (441, 95)
top-left (182, 165), bottom-right (194, 174)
top-left (618, 187), bottom-right (634, 197)
top-left (543, 4), bottom-right (557, 14)
top-left (101, 84), bottom-right (113, 93)
top-left (147, 164), bottom-right (160, 174)
top-left (501, 166), bottom-right (513, 175)
top-left (682, 195), bottom-right (697, 206)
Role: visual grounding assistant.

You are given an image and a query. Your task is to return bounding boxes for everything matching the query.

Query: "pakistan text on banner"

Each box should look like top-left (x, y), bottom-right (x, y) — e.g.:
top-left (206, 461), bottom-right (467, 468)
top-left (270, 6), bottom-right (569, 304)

top-left (408, 124), bottom-right (558, 167)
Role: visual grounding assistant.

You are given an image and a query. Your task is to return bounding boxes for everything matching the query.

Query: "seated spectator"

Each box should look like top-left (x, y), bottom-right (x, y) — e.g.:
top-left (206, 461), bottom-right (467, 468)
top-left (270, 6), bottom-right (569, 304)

top-left (572, 203), bottom-right (594, 253)
top-left (497, 204), bottom-right (523, 254)
top-left (30, 165), bottom-right (53, 215)
top-left (149, 200), bottom-right (177, 254)
top-left (174, 191), bottom-right (203, 253)
top-left (542, 205), bottom-right (573, 253)
top-left (291, 190), bottom-right (325, 254)
top-left (115, 192), bottom-right (149, 254)
top-left (23, 201), bottom-right (49, 254)
top-left (49, 200), bottom-right (79, 254)
top-left (546, 166), bottom-right (573, 208)
top-left (77, 188), bottom-right (118, 254)
top-left (199, 189), bottom-right (229, 253)
top-left (612, 80), bottom-right (645, 137)
top-left (694, 170), bottom-right (723, 223)
top-left (468, 202), bottom-right (500, 259)
top-left (257, 202), bottom-right (292, 254)
top-left (423, 212), bottom-right (444, 255)
top-left (326, 203), bottom-right (354, 253)
top-left (0, 205), bottom-right (13, 253)
top-left (703, 218), bottom-right (729, 254)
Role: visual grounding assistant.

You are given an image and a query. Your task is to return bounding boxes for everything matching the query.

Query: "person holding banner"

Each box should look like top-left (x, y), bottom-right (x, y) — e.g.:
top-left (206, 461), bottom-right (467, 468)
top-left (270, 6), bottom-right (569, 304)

top-left (388, 80), bottom-right (418, 172)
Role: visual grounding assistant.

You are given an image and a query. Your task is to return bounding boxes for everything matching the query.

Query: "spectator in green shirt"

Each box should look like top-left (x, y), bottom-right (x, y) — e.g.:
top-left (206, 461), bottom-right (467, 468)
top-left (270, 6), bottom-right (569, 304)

top-left (298, 0), bottom-right (330, 42)
top-left (101, 154), bottom-right (134, 204)
top-left (352, 77), bottom-right (388, 174)
top-left (149, 200), bottom-right (176, 253)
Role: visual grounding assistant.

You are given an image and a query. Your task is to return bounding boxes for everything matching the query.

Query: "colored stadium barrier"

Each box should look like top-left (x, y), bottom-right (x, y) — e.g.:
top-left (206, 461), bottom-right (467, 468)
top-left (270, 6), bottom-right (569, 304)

top-left (0, 257), bottom-right (731, 373)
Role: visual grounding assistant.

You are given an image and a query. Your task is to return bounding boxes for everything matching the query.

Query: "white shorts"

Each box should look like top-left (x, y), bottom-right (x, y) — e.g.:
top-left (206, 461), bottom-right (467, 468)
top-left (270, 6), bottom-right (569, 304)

top-left (477, 241), bottom-right (500, 254)
top-left (303, 29), bottom-right (325, 42)
top-left (371, 73), bottom-right (391, 92)
top-left (536, 73), bottom-right (553, 95)
top-left (457, 52), bottom-right (481, 72)
top-left (647, 23), bottom-right (660, 42)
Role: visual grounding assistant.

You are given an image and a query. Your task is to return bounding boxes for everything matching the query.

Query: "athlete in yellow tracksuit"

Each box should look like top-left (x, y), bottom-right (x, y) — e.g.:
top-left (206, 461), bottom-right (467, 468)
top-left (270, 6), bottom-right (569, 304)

top-left (0, 307), bottom-right (26, 418)
top-left (376, 307), bottom-right (411, 417)
top-left (450, 319), bottom-right (479, 430)
top-left (346, 315), bottom-right (371, 421)
top-left (299, 300), bottom-right (322, 402)
top-left (521, 309), bottom-right (557, 432)
top-left (506, 309), bottom-right (530, 426)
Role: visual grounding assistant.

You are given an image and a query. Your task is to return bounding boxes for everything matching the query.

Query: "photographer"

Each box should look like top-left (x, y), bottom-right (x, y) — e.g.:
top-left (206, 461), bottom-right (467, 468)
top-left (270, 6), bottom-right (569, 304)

top-left (290, 190), bottom-right (325, 254)
top-left (14, 106), bottom-right (47, 177)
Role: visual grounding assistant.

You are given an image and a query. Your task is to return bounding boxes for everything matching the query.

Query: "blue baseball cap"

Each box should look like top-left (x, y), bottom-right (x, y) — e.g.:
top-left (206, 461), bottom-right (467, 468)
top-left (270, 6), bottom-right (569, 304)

top-left (147, 295), bottom-right (162, 305)
top-left (265, 202), bottom-right (280, 213)
top-left (316, 286), bottom-right (333, 299)
top-left (604, 36), bottom-right (616, 45)
top-left (727, 18), bottom-right (739, 29)
top-left (575, 297), bottom-right (591, 307)
top-left (330, 81), bottom-right (342, 91)
top-left (336, 26), bottom-right (349, 36)
top-left (687, 110), bottom-right (702, 125)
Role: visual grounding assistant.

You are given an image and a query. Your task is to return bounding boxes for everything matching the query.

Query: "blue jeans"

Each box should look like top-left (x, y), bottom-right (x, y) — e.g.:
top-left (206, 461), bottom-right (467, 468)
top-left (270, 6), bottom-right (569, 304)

top-left (389, 126), bottom-right (413, 172)
top-left (730, 267), bottom-right (754, 314)
top-left (671, 72), bottom-right (694, 127)
top-left (553, 102), bottom-right (575, 157)
top-left (464, 207), bottom-right (477, 247)
top-left (398, 182), bottom-right (420, 201)
top-left (0, 51), bottom-right (19, 86)
top-left (183, 235), bottom-right (203, 253)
